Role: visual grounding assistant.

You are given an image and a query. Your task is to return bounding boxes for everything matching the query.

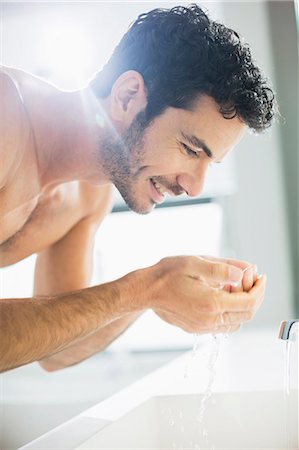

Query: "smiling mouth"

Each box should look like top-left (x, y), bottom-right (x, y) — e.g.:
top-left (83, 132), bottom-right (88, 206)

top-left (149, 178), bottom-right (167, 204)
top-left (152, 178), bottom-right (166, 195)
top-left (150, 178), bottom-right (184, 203)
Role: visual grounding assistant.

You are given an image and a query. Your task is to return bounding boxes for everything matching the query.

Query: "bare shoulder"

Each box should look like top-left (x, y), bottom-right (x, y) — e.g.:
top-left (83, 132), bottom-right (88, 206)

top-left (79, 181), bottom-right (114, 223)
top-left (0, 66), bottom-right (57, 190)
top-left (0, 66), bottom-right (30, 188)
top-left (1, 65), bottom-right (57, 96)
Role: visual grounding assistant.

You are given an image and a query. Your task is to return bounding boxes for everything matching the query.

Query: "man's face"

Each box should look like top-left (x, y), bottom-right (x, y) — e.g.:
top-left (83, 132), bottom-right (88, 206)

top-left (100, 95), bottom-right (246, 214)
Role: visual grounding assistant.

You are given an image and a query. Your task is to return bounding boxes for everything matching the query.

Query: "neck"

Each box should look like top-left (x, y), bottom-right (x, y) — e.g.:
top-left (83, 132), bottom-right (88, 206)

top-left (37, 86), bottom-right (112, 188)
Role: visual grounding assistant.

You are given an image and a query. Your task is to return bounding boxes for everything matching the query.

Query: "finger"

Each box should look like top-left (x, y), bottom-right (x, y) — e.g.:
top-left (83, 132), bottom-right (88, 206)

top-left (196, 256), bottom-right (243, 286)
top-left (252, 265), bottom-right (258, 283)
top-left (230, 265), bottom-right (255, 292)
top-left (201, 255), bottom-right (253, 272)
top-left (242, 267), bottom-right (254, 292)
top-left (230, 279), bottom-right (243, 293)
top-left (200, 256), bottom-right (259, 289)
top-left (217, 274), bottom-right (267, 313)
top-left (223, 284), bottom-right (231, 292)
top-left (252, 277), bottom-right (266, 312)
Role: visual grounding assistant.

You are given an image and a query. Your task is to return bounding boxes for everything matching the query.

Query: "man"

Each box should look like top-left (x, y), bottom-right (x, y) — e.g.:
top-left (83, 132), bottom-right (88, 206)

top-left (0, 4), bottom-right (274, 372)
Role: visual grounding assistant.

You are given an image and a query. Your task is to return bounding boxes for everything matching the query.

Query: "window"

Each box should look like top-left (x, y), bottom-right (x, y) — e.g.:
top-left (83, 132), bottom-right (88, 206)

top-left (92, 201), bottom-right (223, 351)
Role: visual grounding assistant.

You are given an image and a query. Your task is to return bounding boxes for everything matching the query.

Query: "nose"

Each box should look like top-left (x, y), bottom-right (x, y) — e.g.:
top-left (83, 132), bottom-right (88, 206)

top-left (176, 163), bottom-right (209, 197)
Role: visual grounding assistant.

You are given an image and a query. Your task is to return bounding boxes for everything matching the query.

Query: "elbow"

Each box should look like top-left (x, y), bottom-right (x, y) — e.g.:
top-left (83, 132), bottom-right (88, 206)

top-left (38, 359), bottom-right (69, 372)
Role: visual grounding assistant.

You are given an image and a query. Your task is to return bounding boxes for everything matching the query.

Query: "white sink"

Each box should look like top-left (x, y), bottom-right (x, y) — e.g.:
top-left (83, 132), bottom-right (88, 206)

top-left (77, 390), bottom-right (298, 449)
top-left (18, 330), bottom-right (298, 450)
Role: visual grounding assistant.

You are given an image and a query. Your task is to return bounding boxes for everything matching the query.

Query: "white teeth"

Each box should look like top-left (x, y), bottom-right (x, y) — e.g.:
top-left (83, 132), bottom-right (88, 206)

top-left (152, 180), bottom-right (165, 196)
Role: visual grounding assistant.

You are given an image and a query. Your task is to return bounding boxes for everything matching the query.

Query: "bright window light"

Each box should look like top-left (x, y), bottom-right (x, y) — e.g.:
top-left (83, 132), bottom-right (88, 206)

top-left (40, 20), bottom-right (93, 87)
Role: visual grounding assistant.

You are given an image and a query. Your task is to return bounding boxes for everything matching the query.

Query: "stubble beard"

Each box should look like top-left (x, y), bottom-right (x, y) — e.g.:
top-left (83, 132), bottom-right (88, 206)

top-left (97, 110), bottom-right (153, 214)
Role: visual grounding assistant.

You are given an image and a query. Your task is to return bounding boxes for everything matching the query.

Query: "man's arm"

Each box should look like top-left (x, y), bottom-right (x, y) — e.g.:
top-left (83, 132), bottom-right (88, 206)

top-left (38, 313), bottom-right (141, 371)
top-left (34, 204), bottom-right (141, 371)
top-left (1, 172), bottom-right (266, 375)
top-left (1, 250), bottom-right (266, 373)
top-left (0, 274), bottom-right (139, 373)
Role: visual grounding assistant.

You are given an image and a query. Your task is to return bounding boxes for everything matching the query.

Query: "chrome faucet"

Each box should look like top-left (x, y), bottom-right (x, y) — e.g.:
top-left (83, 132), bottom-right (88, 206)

top-left (279, 320), bottom-right (299, 340)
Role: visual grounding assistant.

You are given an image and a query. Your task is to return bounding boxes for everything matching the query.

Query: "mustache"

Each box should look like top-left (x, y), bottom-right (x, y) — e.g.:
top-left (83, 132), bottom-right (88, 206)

top-left (152, 176), bottom-right (184, 196)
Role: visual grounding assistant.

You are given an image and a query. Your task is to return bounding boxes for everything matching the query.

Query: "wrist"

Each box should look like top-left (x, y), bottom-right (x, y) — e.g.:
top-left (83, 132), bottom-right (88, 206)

top-left (116, 267), bottom-right (153, 314)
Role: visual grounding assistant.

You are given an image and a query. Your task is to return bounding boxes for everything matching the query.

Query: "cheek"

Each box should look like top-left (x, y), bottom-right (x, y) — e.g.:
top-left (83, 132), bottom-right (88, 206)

top-left (141, 140), bottom-right (184, 170)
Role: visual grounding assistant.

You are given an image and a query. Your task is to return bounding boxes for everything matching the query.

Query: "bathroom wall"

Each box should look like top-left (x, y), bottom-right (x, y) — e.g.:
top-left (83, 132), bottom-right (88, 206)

top-left (0, 1), bottom-right (223, 90)
top-left (220, 0), bottom-right (296, 326)
top-left (266, 1), bottom-right (299, 317)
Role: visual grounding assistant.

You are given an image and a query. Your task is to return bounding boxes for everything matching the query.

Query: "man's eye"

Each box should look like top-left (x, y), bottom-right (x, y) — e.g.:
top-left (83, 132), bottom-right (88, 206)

top-left (182, 143), bottom-right (199, 158)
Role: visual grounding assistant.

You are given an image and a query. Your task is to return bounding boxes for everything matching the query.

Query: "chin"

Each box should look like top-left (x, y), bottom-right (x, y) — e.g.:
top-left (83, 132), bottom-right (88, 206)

top-left (117, 184), bottom-right (155, 215)
top-left (130, 203), bottom-right (155, 215)
top-left (125, 197), bottom-right (155, 215)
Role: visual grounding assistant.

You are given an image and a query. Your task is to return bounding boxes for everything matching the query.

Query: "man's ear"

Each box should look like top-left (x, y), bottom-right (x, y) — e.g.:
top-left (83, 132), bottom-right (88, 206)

top-left (110, 71), bottom-right (147, 126)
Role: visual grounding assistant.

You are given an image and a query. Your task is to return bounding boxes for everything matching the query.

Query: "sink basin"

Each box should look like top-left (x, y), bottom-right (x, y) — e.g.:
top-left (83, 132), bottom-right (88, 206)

top-left (76, 390), bottom-right (298, 449)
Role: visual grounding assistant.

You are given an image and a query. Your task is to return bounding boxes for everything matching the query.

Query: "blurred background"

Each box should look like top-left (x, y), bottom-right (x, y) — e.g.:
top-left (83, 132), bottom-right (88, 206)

top-left (0, 1), bottom-right (298, 448)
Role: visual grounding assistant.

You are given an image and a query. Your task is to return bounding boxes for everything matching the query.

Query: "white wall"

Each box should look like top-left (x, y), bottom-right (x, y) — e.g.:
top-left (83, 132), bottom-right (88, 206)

top-left (220, 1), bottom-right (295, 326)
top-left (1, 1), bottom-right (223, 90)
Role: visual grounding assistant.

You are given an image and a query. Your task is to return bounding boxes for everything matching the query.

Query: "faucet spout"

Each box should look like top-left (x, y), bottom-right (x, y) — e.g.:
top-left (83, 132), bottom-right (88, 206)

top-left (279, 320), bottom-right (299, 340)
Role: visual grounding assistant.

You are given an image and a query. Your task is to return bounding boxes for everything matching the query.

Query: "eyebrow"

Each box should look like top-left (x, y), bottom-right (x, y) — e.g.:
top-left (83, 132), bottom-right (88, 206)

top-left (180, 131), bottom-right (214, 160)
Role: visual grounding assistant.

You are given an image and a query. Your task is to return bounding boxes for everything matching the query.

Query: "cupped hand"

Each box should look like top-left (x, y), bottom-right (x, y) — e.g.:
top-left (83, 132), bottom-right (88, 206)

top-left (200, 255), bottom-right (258, 293)
top-left (137, 255), bottom-right (266, 335)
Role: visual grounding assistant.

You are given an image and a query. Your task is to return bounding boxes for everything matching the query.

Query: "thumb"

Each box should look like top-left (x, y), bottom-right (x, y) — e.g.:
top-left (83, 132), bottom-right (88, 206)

top-left (197, 257), bottom-right (243, 286)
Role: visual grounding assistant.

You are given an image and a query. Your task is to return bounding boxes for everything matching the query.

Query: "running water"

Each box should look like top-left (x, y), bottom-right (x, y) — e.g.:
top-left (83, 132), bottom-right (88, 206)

top-left (182, 332), bottom-right (227, 449)
top-left (195, 334), bottom-right (222, 449)
top-left (284, 340), bottom-right (292, 450)
top-left (183, 333), bottom-right (202, 380)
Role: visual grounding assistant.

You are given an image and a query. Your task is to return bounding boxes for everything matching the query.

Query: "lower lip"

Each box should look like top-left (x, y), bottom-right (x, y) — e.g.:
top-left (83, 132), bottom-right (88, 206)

top-left (149, 179), bottom-right (165, 204)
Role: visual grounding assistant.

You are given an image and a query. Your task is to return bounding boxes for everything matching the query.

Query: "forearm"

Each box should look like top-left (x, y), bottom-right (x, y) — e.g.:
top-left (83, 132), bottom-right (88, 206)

top-left (34, 247), bottom-right (142, 369)
top-left (39, 312), bottom-right (141, 371)
top-left (1, 276), bottom-right (142, 373)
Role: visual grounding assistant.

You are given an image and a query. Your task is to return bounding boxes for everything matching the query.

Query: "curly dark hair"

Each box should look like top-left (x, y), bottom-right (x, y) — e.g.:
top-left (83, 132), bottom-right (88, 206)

top-left (90, 4), bottom-right (275, 132)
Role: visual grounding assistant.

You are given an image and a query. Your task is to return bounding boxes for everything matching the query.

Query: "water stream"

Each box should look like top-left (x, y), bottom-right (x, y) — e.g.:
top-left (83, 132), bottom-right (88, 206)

top-left (181, 333), bottom-right (227, 449)
top-left (284, 339), bottom-right (292, 450)
top-left (195, 334), bottom-right (221, 449)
